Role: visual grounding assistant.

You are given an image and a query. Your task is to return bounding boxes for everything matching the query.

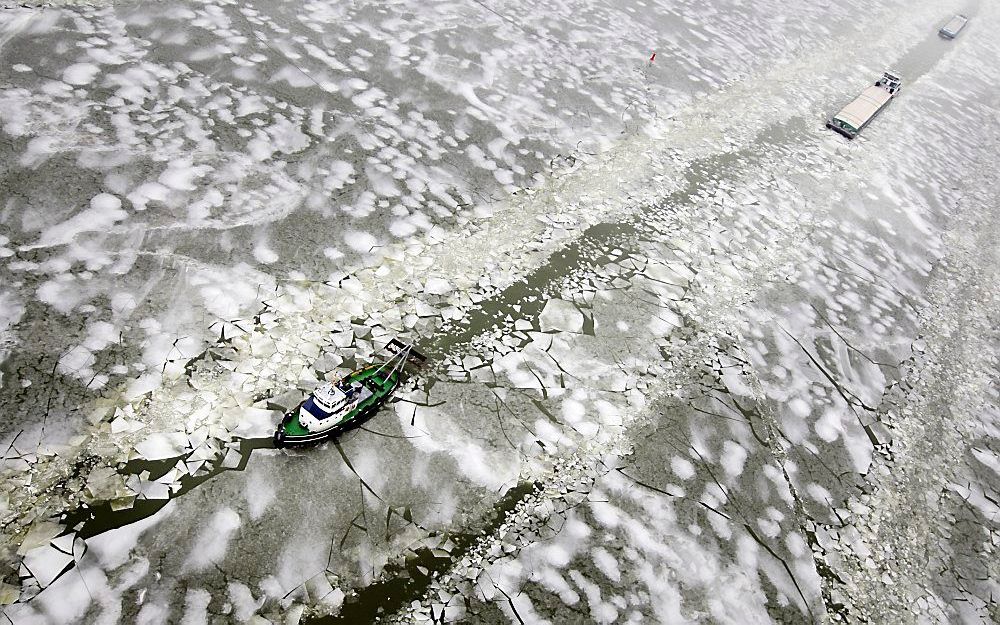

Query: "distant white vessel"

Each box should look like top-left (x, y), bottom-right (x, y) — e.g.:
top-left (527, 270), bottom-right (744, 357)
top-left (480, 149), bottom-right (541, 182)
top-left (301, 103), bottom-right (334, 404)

top-left (939, 14), bottom-right (969, 39)
top-left (826, 71), bottom-right (902, 140)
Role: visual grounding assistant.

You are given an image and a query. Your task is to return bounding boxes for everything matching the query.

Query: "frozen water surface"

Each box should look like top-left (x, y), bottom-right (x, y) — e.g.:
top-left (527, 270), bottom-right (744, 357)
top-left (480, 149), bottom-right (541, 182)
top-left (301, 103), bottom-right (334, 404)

top-left (2, 0), bottom-right (999, 622)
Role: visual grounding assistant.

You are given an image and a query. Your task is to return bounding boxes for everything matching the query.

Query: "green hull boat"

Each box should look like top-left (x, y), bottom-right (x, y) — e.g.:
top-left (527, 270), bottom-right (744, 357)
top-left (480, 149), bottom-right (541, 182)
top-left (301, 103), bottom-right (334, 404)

top-left (274, 340), bottom-right (424, 447)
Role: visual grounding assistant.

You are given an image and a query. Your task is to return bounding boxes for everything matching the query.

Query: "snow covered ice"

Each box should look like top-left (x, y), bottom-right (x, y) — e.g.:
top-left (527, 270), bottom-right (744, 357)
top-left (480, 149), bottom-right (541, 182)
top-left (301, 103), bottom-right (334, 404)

top-left (2, 0), bottom-right (1000, 623)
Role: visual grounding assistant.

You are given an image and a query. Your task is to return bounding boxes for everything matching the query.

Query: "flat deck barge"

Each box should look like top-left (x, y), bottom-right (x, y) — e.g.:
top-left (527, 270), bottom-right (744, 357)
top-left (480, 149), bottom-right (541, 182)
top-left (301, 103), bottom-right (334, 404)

top-left (826, 71), bottom-right (901, 140)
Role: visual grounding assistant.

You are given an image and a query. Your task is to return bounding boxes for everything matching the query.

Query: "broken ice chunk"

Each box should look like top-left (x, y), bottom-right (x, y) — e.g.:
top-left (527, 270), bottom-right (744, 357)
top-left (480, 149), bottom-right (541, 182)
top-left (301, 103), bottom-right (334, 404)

top-left (0, 583), bottom-right (19, 605)
top-left (538, 299), bottom-right (584, 333)
top-left (85, 466), bottom-right (122, 500)
top-left (110, 496), bottom-right (137, 511)
top-left (134, 432), bottom-right (189, 460)
top-left (424, 277), bottom-right (453, 295)
top-left (16, 521), bottom-right (63, 556)
top-left (313, 352), bottom-right (344, 372)
top-left (21, 543), bottom-right (74, 587)
top-left (266, 389), bottom-right (305, 412)
top-left (221, 447), bottom-right (242, 469)
top-left (331, 330), bottom-right (354, 348)
top-left (232, 408), bottom-right (280, 438)
top-left (127, 475), bottom-right (170, 500)
top-left (407, 299), bottom-right (433, 319)
top-left (110, 417), bottom-right (146, 434)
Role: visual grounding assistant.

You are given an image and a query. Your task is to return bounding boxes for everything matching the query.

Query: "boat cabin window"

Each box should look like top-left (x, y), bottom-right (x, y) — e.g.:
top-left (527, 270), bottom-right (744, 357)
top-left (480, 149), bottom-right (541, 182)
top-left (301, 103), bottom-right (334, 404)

top-left (876, 73), bottom-right (901, 93)
top-left (313, 383), bottom-right (348, 411)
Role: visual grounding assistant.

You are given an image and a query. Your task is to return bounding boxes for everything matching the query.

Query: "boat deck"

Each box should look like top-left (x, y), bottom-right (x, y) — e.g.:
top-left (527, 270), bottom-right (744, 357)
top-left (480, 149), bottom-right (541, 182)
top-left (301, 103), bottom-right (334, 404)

top-left (282, 365), bottom-right (398, 437)
top-left (833, 85), bottom-right (893, 131)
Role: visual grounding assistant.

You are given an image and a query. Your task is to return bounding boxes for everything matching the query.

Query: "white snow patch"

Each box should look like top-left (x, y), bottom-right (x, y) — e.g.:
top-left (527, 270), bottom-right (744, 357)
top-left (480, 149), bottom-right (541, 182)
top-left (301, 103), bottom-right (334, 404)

top-left (227, 582), bottom-right (262, 621)
top-left (62, 62), bottom-right (100, 85)
top-left (561, 398), bottom-right (586, 423)
top-left (180, 588), bottom-right (212, 625)
top-left (253, 243), bottom-right (278, 264)
top-left (244, 468), bottom-right (276, 521)
top-left (814, 407), bottom-right (844, 442)
top-left (720, 441), bottom-right (747, 477)
top-left (788, 398), bottom-right (811, 418)
top-left (343, 230), bottom-right (378, 253)
top-left (90, 192), bottom-right (122, 212)
top-left (184, 508), bottom-right (241, 571)
top-left (37, 197), bottom-right (128, 247)
top-left (591, 547), bottom-right (621, 582)
top-left (158, 160), bottom-right (209, 191)
top-left (670, 456), bottom-right (696, 480)
top-left (0, 288), bottom-right (21, 322)
top-left (83, 320), bottom-right (118, 351)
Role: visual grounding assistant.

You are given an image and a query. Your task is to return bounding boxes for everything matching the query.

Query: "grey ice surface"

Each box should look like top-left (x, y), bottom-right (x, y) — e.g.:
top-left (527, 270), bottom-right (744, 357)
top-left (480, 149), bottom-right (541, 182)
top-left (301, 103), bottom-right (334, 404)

top-left (1, 0), bottom-right (999, 623)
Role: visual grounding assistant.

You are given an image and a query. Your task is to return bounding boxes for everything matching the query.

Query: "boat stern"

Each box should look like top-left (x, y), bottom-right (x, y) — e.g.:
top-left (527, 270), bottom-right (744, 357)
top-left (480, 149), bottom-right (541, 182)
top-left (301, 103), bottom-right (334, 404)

top-left (826, 119), bottom-right (858, 140)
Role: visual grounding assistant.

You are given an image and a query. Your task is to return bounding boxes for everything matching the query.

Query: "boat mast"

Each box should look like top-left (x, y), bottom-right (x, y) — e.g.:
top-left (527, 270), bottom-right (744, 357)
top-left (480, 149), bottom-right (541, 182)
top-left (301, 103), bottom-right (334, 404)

top-left (383, 343), bottom-right (412, 381)
top-left (370, 341), bottom-right (412, 380)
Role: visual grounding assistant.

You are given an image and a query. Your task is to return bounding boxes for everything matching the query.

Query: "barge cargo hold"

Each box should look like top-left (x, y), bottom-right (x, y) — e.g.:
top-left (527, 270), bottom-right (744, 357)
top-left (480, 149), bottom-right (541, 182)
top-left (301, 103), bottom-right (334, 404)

top-left (939, 14), bottom-right (969, 39)
top-left (826, 71), bottom-right (902, 140)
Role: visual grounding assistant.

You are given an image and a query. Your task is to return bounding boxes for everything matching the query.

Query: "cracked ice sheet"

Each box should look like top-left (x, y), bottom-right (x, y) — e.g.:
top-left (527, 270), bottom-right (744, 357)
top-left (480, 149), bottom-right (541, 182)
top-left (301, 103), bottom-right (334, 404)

top-left (3, 501), bottom-right (175, 624)
top-left (7, 285), bottom-right (663, 622)
top-left (0, 0), bottom-right (892, 445)
top-left (399, 10), bottom-right (988, 623)
top-left (397, 317), bottom-right (654, 488)
top-left (394, 194), bottom-right (837, 623)
top-left (0, 0), bottom-right (927, 458)
top-left (718, 13), bottom-right (1000, 623)
top-left (0, 0), bottom-right (982, 618)
top-left (0, 0), bottom-right (940, 488)
top-left (470, 428), bottom-right (816, 624)
top-left (447, 264), bottom-right (851, 623)
top-left (5, 129), bottom-right (746, 617)
top-left (632, 33), bottom-right (1000, 625)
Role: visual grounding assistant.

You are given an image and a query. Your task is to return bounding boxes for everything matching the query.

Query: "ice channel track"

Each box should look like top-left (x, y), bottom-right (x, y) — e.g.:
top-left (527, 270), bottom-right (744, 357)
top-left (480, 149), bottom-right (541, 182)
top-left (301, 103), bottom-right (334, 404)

top-left (304, 120), bottom-right (806, 623)
top-left (1, 0), bottom-right (946, 556)
top-left (2, 0), bottom-right (997, 622)
top-left (0, 0), bottom-right (928, 576)
top-left (392, 73), bottom-right (996, 625)
top-left (362, 13), bottom-right (998, 625)
top-left (330, 15), bottom-right (991, 624)
top-left (383, 133), bottom-right (855, 622)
